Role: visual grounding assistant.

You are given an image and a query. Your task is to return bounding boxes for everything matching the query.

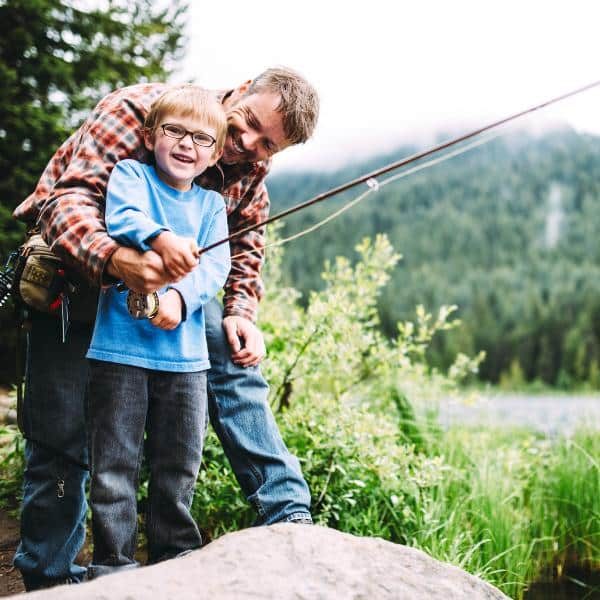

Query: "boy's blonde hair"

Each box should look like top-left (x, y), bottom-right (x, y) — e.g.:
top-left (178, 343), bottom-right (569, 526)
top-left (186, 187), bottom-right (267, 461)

top-left (144, 85), bottom-right (228, 153)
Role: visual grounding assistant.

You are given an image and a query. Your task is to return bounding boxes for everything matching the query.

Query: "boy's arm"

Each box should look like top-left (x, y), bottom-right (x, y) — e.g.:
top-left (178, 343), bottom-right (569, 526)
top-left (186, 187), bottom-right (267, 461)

top-left (170, 203), bottom-right (231, 318)
top-left (150, 231), bottom-right (199, 280)
top-left (105, 161), bottom-right (167, 250)
top-left (107, 161), bottom-right (198, 281)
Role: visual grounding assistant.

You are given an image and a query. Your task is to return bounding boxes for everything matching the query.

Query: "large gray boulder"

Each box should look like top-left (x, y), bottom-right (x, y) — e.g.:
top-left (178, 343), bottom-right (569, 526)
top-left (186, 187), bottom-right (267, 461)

top-left (18, 524), bottom-right (509, 599)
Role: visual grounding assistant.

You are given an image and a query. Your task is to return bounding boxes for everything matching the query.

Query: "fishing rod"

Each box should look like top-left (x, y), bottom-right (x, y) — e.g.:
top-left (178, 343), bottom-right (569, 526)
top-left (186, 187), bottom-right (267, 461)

top-left (199, 78), bottom-right (600, 257)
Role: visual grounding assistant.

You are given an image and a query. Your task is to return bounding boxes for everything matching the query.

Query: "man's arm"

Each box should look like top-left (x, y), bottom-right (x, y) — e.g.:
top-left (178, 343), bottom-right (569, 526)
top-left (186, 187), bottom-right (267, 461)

top-left (106, 246), bottom-right (168, 294)
top-left (30, 85), bottom-right (167, 285)
top-left (222, 315), bottom-right (266, 367)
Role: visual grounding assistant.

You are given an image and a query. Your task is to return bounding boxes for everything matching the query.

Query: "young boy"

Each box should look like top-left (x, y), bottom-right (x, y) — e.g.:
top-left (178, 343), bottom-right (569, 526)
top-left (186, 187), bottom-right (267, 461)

top-left (85, 85), bottom-right (231, 578)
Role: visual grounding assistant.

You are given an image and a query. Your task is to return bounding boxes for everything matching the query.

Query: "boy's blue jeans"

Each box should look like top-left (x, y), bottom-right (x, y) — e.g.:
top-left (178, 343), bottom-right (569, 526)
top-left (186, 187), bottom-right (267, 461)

top-left (88, 362), bottom-right (206, 577)
top-left (14, 299), bottom-right (311, 589)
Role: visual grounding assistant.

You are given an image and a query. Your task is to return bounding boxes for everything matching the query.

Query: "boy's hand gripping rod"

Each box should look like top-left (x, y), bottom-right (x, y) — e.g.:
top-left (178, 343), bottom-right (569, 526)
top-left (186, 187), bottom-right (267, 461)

top-left (127, 79), bottom-right (600, 319)
top-left (126, 247), bottom-right (202, 319)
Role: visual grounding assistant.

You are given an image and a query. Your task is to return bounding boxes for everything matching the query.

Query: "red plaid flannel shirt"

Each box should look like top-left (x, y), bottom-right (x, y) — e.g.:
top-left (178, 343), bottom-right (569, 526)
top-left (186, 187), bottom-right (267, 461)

top-left (13, 83), bottom-right (271, 322)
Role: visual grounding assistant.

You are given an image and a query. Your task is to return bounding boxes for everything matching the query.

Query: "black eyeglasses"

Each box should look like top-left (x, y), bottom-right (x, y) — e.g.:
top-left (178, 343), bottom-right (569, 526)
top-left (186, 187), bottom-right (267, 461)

top-left (160, 123), bottom-right (216, 148)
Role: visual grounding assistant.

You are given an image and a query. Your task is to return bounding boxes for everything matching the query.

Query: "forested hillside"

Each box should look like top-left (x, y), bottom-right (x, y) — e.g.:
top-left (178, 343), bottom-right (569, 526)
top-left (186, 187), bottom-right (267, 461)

top-left (267, 127), bottom-right (600, 387)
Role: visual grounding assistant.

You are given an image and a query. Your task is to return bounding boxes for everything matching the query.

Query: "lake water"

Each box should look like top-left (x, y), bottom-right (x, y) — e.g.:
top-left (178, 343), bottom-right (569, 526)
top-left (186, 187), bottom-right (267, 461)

top-left (523, 569), bottom-right (600, 599)
top-left (436, 393), bottom-right (600, 435)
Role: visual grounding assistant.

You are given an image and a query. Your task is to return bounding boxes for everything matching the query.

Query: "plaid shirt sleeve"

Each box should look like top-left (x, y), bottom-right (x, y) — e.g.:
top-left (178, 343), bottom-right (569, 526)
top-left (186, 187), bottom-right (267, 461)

top-left (13, 84), bottom-right (165, 284)
top-left (222, 163), bottom-right (270, 322)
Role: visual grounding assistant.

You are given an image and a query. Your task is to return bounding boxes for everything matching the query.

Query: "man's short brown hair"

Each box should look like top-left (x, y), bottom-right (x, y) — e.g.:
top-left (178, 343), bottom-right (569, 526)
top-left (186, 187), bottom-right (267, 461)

top-left (246, 67), bottom-right (319, 145)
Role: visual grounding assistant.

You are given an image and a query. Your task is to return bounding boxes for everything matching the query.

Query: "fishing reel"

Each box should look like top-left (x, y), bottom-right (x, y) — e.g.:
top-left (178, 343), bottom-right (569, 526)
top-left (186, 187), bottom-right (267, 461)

top-left (125, 290), bottom-right (160, 320)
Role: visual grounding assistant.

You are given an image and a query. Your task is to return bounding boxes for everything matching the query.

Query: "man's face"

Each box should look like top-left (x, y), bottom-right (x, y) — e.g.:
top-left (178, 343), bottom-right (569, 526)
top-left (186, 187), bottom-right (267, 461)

top-left (222, 90), bottom-right (292, 164)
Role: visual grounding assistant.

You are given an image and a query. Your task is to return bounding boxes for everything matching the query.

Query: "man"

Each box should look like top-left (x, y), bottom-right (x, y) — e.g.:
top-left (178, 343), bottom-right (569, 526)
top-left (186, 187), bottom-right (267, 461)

top-left (13, 66), bottom-right (319, 590)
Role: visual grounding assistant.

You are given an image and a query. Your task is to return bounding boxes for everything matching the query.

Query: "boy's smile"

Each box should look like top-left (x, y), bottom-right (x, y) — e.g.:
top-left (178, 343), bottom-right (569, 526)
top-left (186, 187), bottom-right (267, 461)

top-left (144, 116), bottom-right (220, 191)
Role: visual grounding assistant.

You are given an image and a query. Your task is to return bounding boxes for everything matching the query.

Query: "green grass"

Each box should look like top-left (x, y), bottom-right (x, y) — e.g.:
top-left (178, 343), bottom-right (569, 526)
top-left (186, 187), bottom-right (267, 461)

top-left (380, 426), bottom-right (598, 599)
top-left (528, 432), bottom-right (600, 574)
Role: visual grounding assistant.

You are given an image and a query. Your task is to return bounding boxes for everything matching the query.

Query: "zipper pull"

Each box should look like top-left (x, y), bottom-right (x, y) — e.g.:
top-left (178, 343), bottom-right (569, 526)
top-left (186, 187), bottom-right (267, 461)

top-left (57, 478), bottom-right (65, 498)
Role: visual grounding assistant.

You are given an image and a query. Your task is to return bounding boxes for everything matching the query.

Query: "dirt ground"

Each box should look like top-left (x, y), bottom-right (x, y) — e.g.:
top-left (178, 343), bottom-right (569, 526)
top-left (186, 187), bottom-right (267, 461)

top-left (0, 385), bottom-right (22, 596)
top-left (0, 506), bottom-right (149, 597)
top-left (0, 507), bottom-right (97, 597)
top-left (0, 508), bottom-right (24, 596)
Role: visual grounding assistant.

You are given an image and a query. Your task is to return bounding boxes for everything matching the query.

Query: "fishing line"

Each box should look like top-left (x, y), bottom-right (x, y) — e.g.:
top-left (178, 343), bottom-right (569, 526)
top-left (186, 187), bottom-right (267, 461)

top-left (229, 131), bottom-right (502, 261)
top-left (200, 78), bottom-right (600, 258)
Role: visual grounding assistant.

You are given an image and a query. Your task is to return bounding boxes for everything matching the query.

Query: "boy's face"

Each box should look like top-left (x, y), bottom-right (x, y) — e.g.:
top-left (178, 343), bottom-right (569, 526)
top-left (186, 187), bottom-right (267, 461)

top-left (222, 88), bottom-right (292, 165)
top-left (144, 114), bottom-right (221, 191)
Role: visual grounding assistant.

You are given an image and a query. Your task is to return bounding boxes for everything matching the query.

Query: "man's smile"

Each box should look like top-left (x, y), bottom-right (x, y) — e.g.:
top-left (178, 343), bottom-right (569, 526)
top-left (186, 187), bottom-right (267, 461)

top-left (230, 132), bottom-right (246, 156)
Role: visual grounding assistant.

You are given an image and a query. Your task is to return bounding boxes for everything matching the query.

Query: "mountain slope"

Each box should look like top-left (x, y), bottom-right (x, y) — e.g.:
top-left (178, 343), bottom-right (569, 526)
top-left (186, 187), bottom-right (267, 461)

top-left (267, 128), bottom-right (600, 385)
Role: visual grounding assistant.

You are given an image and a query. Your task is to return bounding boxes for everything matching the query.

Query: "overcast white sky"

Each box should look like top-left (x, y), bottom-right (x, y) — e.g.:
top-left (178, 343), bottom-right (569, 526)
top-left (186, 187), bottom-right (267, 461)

top-left (176, 1), bottom-right (600, 173)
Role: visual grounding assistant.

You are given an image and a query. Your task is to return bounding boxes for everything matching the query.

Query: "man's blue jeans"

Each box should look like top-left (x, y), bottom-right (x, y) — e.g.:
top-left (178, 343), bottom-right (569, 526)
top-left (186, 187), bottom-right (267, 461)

top-left (88, 362), bottom-right (206, 577)
top-left (203, 300), bottom-right (311, 524)
top-left (15, 299), bottom-right (311, 588)
top-left (14, 314), bottom-right (90, 590)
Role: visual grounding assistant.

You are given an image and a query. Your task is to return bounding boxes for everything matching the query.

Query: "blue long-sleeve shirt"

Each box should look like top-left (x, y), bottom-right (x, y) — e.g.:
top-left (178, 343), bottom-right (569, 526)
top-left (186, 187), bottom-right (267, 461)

top-left (87, 160), bottom-right (231, 372)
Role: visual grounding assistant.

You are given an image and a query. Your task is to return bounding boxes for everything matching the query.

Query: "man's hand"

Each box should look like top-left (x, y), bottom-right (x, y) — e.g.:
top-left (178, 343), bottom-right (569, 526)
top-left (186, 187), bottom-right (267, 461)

top-left (222, 316), bottom-right (266, 367)
top-left (107, 247), bottom-right (171, 293)
top-left (150, 289), bottom-right (182, 331)
top-left (151, 231), bottom-right (198, 280)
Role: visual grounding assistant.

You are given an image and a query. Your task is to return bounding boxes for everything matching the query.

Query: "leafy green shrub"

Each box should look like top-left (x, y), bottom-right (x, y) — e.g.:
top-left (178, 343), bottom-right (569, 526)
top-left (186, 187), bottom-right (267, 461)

top-left (192, 234), bottom-right (479, 548)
